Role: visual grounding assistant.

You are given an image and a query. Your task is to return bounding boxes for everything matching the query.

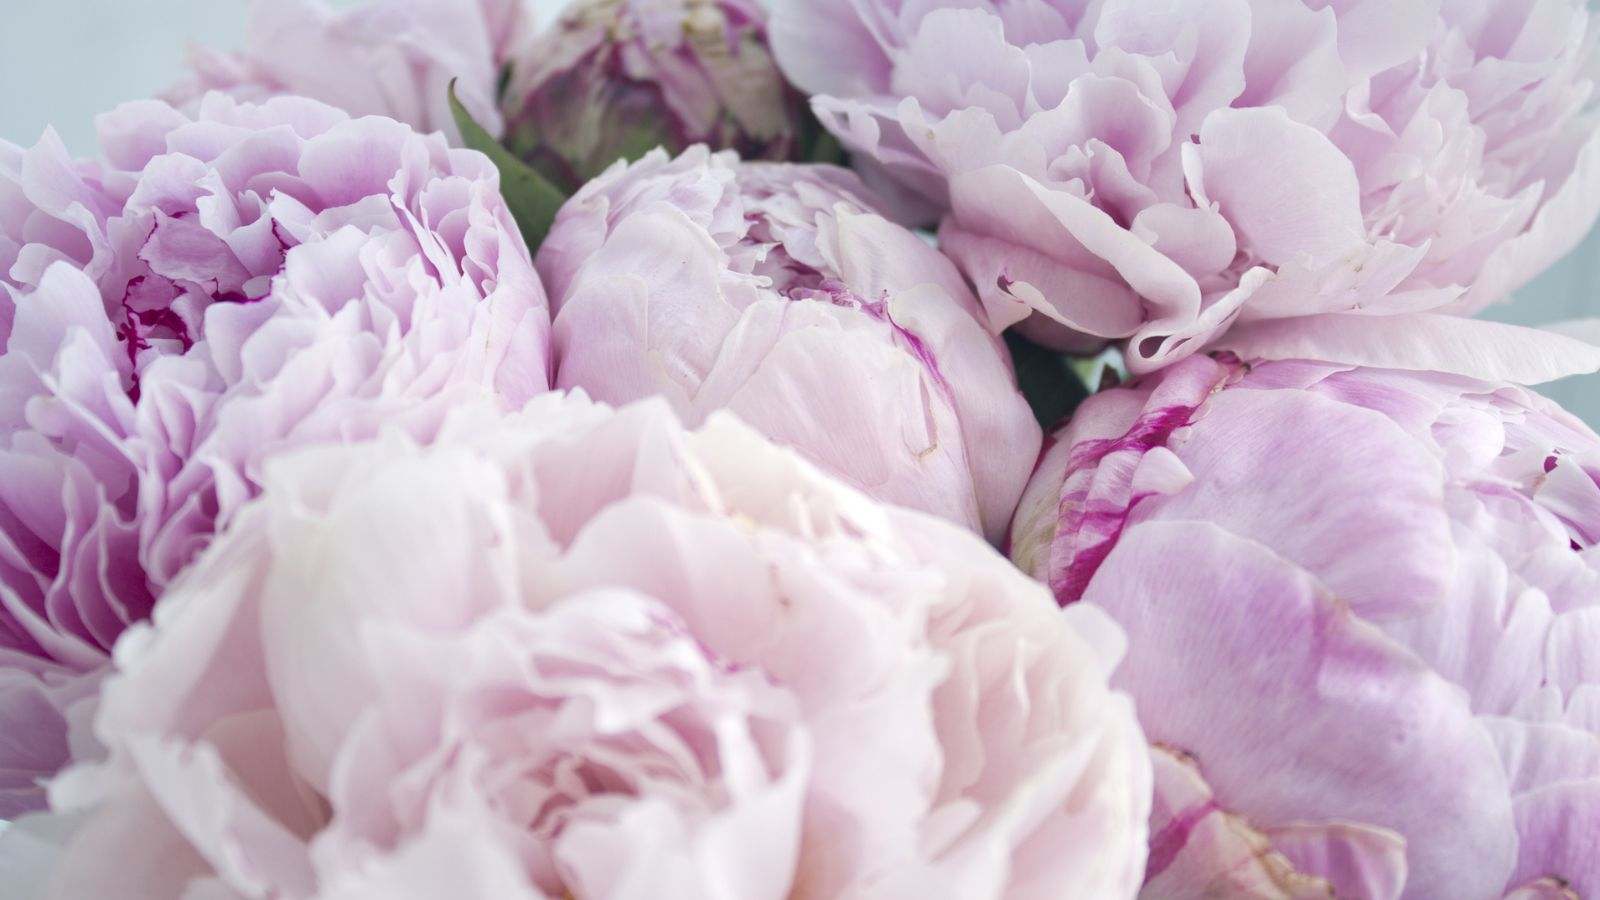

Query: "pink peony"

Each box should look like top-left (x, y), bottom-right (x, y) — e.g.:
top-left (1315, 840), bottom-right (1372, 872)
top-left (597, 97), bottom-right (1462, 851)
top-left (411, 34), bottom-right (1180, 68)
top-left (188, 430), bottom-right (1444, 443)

top-left (503, 0), bottom-right (814, 193)
top-left (771, 0), bottom-right (1600, 372)
top-left (2, 393), bottom-right (1151, 900)
top-left (167, 0), bottom-right (527, 141)
top-left (0, 94), bottom-right (550, 816)
top-left (537, 146), bottom-right (1041, 543)
top-left (1010, 354), bottom-right (1600, 897)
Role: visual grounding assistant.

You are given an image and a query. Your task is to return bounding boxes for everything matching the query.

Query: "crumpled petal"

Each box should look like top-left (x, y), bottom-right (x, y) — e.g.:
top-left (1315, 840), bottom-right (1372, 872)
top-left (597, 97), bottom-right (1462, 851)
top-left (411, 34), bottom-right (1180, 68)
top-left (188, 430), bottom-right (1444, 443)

top-left (1087, 520), bottom-right (1516, 898)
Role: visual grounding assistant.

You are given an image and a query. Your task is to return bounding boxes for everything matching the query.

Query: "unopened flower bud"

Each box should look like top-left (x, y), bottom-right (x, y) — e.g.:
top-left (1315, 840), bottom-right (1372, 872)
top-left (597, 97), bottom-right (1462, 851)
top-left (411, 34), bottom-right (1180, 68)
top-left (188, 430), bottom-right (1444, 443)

top-left (503, 0), bottom-right (815, 192)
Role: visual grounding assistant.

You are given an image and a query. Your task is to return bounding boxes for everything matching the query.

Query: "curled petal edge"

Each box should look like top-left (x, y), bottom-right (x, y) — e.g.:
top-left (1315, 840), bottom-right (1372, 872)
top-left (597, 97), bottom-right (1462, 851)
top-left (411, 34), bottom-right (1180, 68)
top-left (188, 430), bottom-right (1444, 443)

top-left (1209, 314), bottom-right (1600, 385)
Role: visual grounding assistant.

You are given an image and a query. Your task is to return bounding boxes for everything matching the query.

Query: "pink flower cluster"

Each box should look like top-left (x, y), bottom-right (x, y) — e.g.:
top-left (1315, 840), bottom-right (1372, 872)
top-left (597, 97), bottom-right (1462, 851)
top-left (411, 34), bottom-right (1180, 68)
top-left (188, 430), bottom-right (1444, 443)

top-left (0, 1), bottom-right (1597, 898)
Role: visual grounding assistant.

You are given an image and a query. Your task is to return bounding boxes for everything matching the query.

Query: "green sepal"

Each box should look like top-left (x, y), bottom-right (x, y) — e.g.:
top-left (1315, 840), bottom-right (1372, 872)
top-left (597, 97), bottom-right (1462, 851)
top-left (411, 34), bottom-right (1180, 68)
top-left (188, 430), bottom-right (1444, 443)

top-left (449, 79), bottom-right (570, 253)
top-left (1005, 331), bottom-right (1094, 431)
top-left (800, 111), bottom-right (845, 165)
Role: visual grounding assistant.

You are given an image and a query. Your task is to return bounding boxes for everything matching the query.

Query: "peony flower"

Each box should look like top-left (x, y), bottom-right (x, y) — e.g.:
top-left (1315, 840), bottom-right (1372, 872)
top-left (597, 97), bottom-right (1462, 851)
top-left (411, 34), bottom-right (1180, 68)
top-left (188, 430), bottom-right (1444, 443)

top-left (771, 0), bottom-right (1600, 373)
top-left (503, 0), bottom-right (817, 193)
top-left (536, 146), bottom-right (1041, 543)
top-left (1010, 354), bottom-right (1600, 897)
top-left (0, 94), bottom-right (551, 816)
top-left (167, 0), bottom-right (526, 141)
top-left (2, 393), bottom-right (1151, 900)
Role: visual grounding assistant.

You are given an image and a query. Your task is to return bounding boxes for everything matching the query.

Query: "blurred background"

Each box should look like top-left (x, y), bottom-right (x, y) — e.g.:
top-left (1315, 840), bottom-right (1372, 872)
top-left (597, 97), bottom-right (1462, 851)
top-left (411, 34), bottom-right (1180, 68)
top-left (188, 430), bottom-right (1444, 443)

top-left (2, 0), bottom-right (1595, 424)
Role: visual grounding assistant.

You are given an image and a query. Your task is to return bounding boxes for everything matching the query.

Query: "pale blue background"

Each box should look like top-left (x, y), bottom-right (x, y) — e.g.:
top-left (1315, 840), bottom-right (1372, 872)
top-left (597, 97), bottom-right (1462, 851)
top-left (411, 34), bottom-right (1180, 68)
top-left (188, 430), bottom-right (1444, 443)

top-left (2, 0), bottom-right (1595, 423)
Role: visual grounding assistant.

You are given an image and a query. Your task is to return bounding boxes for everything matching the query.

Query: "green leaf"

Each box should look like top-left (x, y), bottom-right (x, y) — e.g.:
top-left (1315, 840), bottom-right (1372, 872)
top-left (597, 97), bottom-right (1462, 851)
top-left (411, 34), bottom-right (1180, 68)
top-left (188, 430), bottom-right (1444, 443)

top-left (1005, 331), bottom-right (1094, 431)
top-left (449, 79), bottom-right (569, 253)
top-left (806, 127), bottom-right (845, 165)
top-left (609, 124), bottom-right (673, 172)
top-left (799, 107), bottom-right (845, 165)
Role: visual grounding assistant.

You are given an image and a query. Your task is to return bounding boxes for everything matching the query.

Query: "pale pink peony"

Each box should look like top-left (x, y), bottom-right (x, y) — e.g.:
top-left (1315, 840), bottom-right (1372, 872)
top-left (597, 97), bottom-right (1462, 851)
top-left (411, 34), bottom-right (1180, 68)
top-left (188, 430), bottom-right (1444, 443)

top-left (167, 0), bottom-right (528, 141)
top-left (0, 94), bottom-right (551, 816)
top-left (1010, 354), bottom-right (1600, 898)
top-left (772, 0), bottom-right (1600, 372)
top-left (537, 146), bottom-right (1041, 543)
top-left (503, 0), bottom-right (814, 193)
top-left (1, 393), bottom-right (1151, 900)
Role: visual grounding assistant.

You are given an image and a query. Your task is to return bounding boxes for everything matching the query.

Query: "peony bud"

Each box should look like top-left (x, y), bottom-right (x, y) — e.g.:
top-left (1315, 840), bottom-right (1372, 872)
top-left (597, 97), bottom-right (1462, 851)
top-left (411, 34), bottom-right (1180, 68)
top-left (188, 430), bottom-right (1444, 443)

top-left (537, 146), bottom-right (1041, 543)
top-left (503, 0), bottom-right (817, 193)
top-left (1, 393), bottom-right (1152, 900)
top-left (1012, 354), bottom-right (1600, 898)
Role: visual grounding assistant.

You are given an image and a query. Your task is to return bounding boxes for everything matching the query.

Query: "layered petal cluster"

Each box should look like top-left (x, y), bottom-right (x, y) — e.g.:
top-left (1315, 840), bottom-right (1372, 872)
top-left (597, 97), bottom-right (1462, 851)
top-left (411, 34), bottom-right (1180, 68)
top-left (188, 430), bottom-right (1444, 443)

top-left (0, 94), bottom-right (550, 816)
top-left (504, 0), bottom-right (813, 193)
top-left (3, 393), bottom-right (1151, 900)
top-left (772, 0), bottom-right (1600, 372)
top-left (537, 146), bottom-right (1040, 542)
top-left (1010, 354), bottom-right (1600, 898)
top-left (167, 0), bottom-right (526, 140)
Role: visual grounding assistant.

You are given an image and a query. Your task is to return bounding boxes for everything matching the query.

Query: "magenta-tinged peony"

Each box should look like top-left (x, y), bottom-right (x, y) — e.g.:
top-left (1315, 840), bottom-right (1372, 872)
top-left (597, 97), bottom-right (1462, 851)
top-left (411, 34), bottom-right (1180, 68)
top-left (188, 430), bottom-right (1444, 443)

top-left (1, 393), bottom-right (1151, 900)
top-left (537, 146), bottom-right (1041, 543)
top-left (167, 0), bottom-right (526, 141)
top-left (772, 0), bottom-right (1600, 372)
top-left (504, 0), bottom-right (813, 192)
top-left (0, 94), bottom-right (551, 817)
top-left (1010, 355), bottom-right (1600, 898)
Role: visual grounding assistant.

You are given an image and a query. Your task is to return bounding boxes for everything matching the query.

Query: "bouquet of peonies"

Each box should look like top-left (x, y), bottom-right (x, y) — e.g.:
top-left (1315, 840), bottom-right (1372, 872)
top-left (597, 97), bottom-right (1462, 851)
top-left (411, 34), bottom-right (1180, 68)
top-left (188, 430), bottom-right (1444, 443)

top-left (3, 1), bottom-right (1599, 897)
